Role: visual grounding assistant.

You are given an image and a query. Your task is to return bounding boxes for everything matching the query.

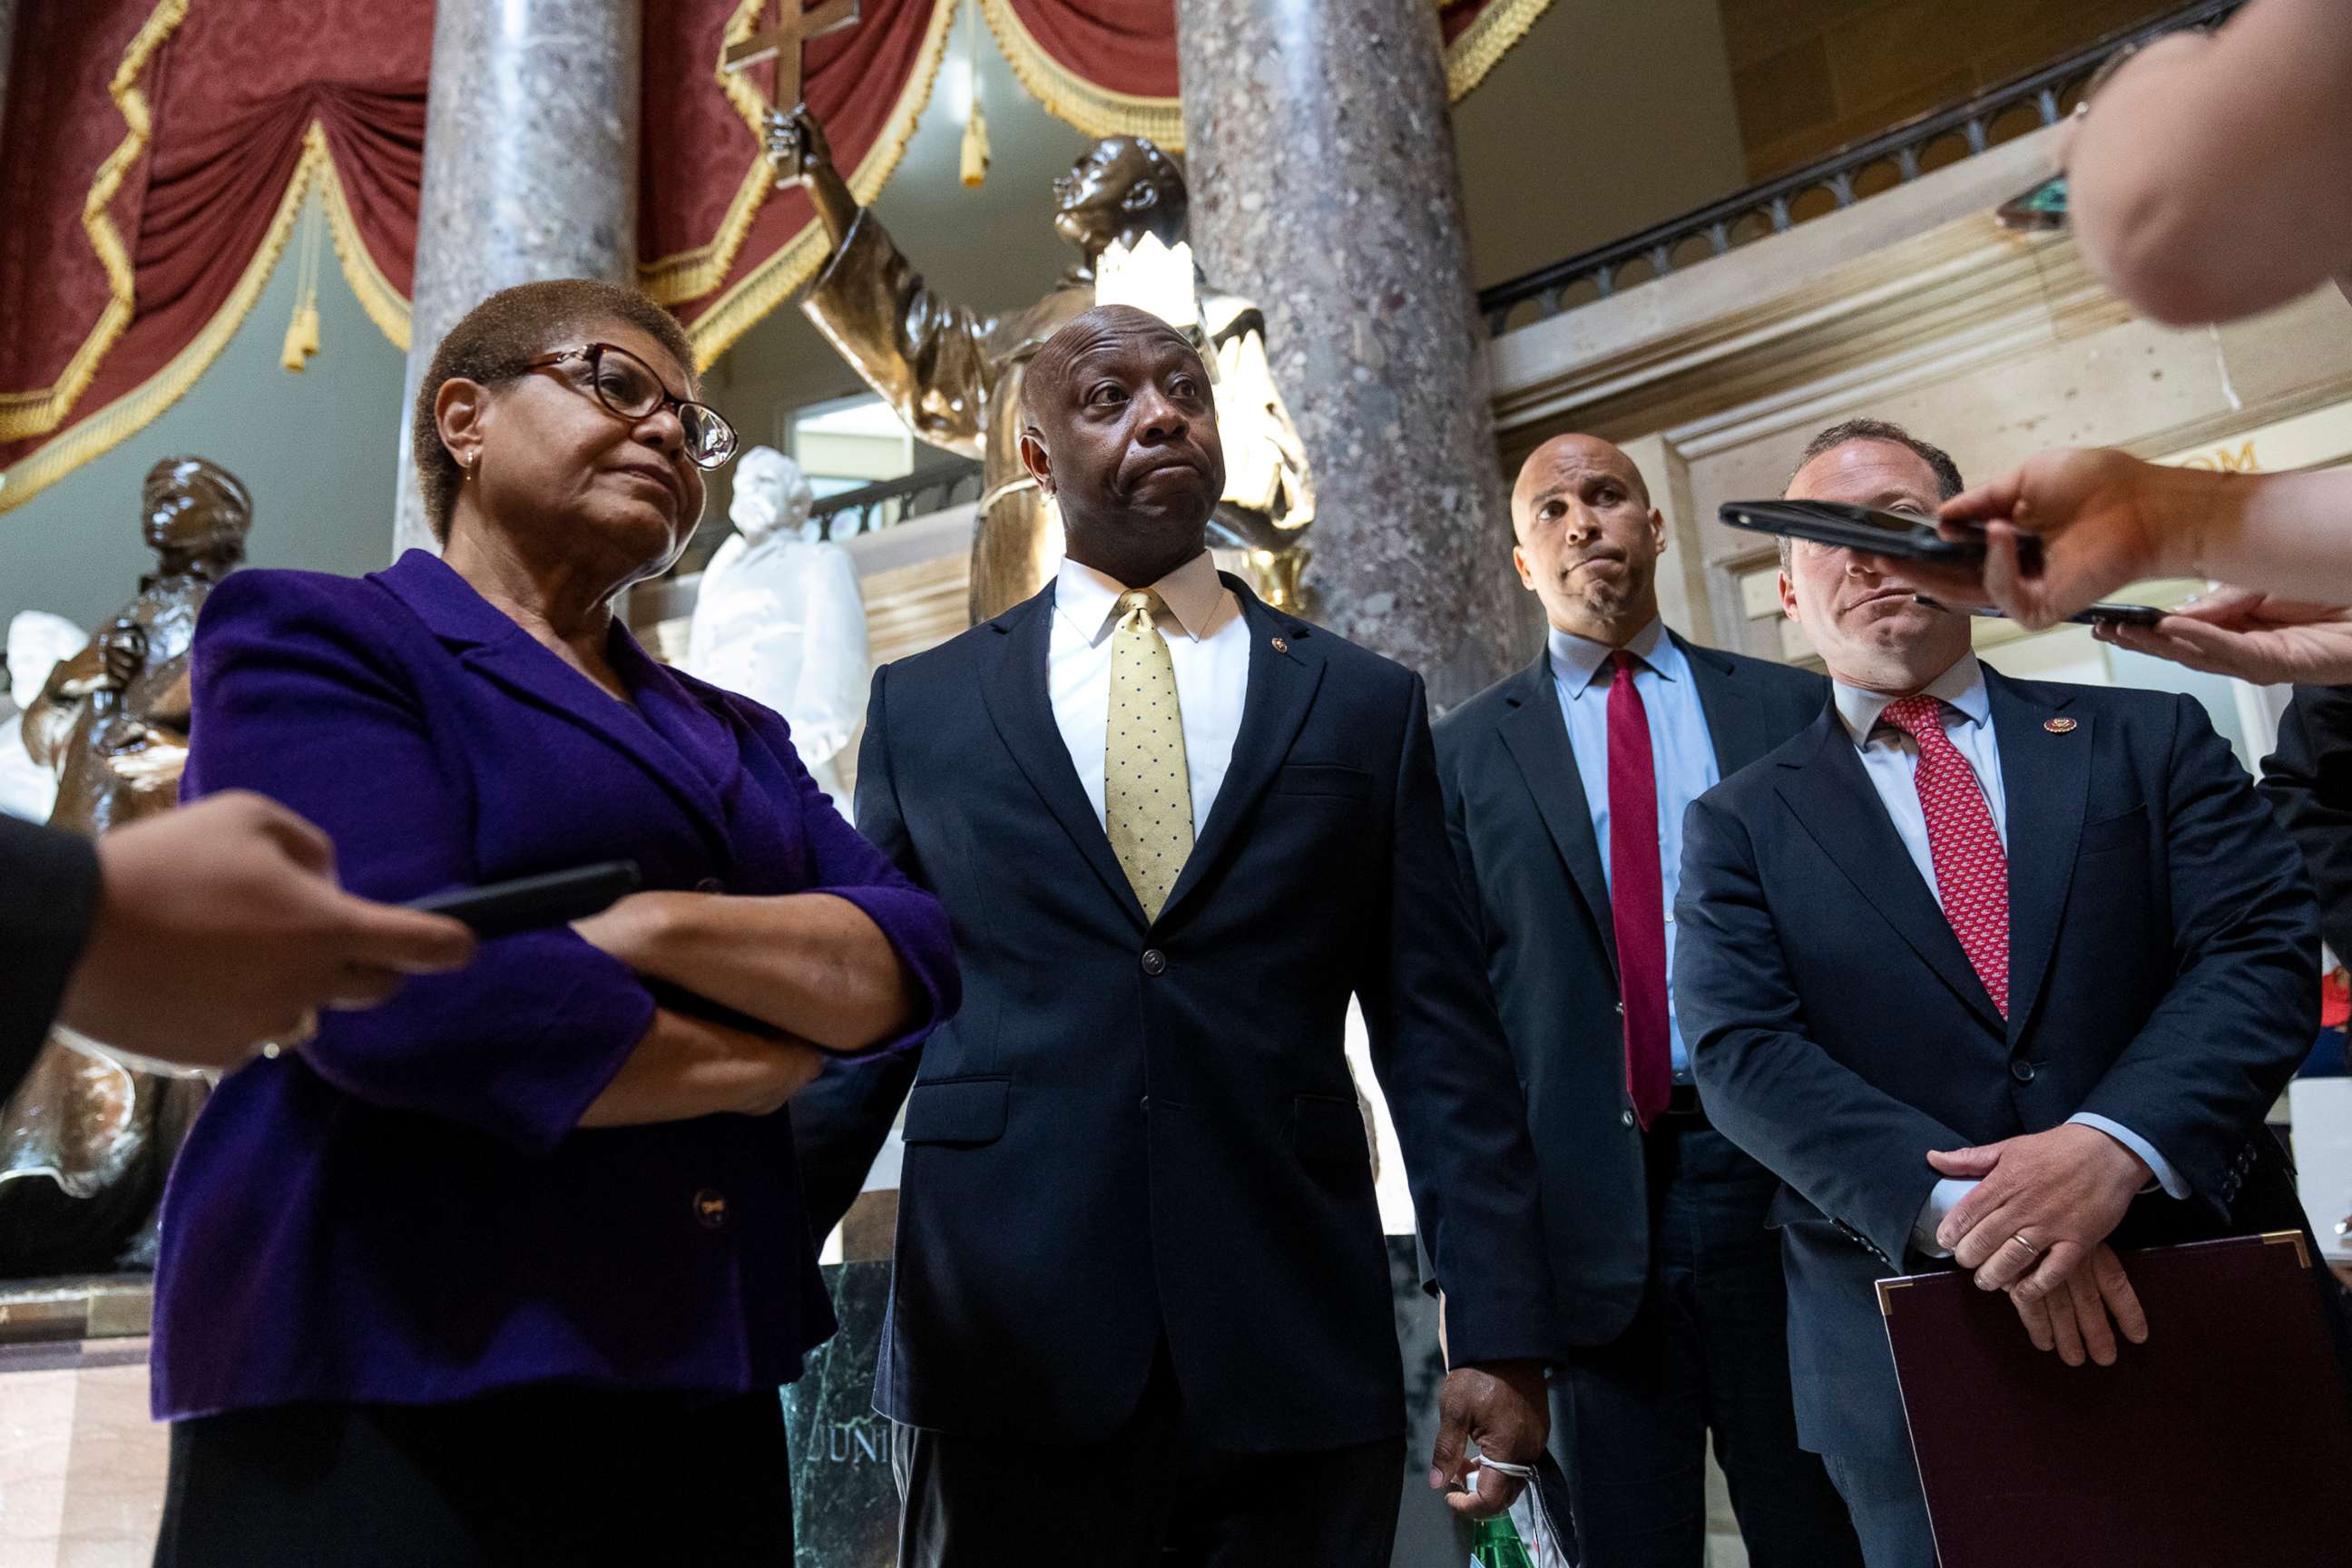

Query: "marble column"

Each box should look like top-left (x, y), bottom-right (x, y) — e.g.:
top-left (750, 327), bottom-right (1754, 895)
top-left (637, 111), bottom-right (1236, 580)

top-left (1176, 0), bottom-right (1525, 709)
top-left (393, 0), bottom-right (642, 556)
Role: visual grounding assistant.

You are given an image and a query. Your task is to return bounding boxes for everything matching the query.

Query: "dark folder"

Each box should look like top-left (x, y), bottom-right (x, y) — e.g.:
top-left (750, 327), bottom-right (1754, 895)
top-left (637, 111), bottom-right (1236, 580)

top-left (1877, 1232), bottom-right (2352, 1568)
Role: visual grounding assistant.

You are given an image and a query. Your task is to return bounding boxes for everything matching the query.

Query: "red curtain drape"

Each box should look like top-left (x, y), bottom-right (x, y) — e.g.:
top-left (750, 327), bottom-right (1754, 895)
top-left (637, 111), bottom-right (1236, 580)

top-left (979, 0), bottom-right (1553, 148)
top-left (0, 0), bottom-right (425, 508)
top-left (0, 0), bottom-right (951, 507)
top-left (0, 0), bottom-right (1534, 509)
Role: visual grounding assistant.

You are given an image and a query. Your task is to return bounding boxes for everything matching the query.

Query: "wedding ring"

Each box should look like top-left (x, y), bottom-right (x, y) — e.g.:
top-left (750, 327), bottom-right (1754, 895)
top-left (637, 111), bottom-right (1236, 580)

top-left (2008, 1232), bottom-right (2039, 1257)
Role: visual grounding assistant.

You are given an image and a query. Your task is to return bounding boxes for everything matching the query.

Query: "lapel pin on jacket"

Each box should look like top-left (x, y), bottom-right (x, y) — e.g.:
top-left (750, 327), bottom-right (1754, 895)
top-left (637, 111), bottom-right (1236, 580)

top-left (1271, 636), bottom-right (1289, 653)
top-left (2044, 716), bottom-right (2077, 733)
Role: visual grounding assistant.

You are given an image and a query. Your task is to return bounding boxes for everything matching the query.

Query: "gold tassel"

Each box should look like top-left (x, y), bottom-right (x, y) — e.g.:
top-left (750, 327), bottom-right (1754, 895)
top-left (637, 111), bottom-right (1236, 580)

top-left (280, 309), bottom-right (309, 372)
top-left (961, 100), bottom-right (990, 188)
top-left (282, 185), bottom-right (324, 373)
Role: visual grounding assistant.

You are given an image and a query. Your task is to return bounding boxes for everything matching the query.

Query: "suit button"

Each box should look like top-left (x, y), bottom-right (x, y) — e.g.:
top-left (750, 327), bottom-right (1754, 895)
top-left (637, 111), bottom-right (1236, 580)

top-left (1614, 1002), bottom-right (1625, 1016)
top-left (1141, 949), bottom-right (1168, 976)
top-left (695, 877), bottom-right (725, 894)
top-left (1140, 1096), bottom-right (1150, 1112)
top-left (2009, 1059), bottom-right (2037, 1083)
top-left (692, 1189), bottom-right (727, 1230)
top-left (1620, 1110), bottom-right (1636, 1129)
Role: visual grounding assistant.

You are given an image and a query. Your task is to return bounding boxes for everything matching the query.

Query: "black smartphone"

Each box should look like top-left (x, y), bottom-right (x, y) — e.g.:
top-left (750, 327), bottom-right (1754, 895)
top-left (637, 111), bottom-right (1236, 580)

top-left (405, 860), bottom-right (642, 939)
top-left (1914, 594), bottom-right (2165, 628)
top-left (1720, 499), bottom-right (2044, 574)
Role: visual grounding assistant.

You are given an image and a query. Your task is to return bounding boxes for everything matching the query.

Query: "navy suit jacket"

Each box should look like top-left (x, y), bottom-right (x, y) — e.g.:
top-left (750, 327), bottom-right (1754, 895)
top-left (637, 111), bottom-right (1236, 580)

top-left (1435, 637), bottom-right (1826, 1345)
top-left (152, 552), bottom-right (957, 1421)
top-left (794, 575), bottom-right (1558, 1451)
top-left (1675, 668), bottom-right (2315, 1458)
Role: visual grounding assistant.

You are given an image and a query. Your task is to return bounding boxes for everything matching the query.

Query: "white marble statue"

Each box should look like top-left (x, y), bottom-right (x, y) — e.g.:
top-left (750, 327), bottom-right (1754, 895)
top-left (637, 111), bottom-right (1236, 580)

top-left (685, 447), bottom-right (868, 804)
top-left (0, 612), bottom-right (87, 824)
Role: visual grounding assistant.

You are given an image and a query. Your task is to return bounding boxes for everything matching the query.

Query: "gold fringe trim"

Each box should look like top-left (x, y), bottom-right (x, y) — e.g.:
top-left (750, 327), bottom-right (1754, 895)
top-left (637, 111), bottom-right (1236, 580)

top-left (0, 126), bottom-right (383, 515)
top-left (977, 0), bottom-right (1185, 149)
top-left (0, 0), bottom-right (190, 442)
top-left (309, 125), bottom-right (412, 350)
top-left (640, 0), bottom-right (782, 306)
top-left (973, 0), bottom-right (1549, 149)
top-left (683, 0), bottom-right (957, 369)
top-left (1443, 0), bottom-right (1552, 99)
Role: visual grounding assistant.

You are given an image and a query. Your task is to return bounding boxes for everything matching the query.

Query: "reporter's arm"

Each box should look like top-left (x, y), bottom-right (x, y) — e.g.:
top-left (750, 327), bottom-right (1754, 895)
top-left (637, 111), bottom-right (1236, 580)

top-left (2066, 0), bottom-right (2352, 325)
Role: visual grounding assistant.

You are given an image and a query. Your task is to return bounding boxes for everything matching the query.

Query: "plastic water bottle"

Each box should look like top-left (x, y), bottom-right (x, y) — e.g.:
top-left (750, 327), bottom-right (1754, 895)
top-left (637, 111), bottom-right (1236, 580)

top-left (1471, 1512), bottom-right (1535, 1568)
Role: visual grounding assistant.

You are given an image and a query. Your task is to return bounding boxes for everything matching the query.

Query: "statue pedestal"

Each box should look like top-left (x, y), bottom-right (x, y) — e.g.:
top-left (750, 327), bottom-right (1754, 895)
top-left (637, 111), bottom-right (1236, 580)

top-left (1, 1278), bottom-right (165, 1568)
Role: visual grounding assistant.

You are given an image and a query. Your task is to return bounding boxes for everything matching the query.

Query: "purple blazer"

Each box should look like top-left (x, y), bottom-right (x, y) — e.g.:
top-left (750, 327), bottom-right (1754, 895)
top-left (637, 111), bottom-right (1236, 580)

top-left (151, 551), bottom-right (956, 1421)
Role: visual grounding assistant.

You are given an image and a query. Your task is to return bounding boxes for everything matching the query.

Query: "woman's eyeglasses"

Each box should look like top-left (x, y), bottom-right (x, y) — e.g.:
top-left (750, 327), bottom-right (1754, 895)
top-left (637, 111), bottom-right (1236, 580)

top-left (526, 343), bottom-right (739, 469)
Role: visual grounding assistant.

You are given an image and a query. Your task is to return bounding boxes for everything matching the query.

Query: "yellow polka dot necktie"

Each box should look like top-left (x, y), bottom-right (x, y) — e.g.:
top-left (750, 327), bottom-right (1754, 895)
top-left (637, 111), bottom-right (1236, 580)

top-left (1105, 588), bottom-right (1194, 920)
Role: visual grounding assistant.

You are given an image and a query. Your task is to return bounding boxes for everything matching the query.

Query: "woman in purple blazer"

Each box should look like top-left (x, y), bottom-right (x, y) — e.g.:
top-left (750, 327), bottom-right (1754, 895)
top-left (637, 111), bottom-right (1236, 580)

top-left (148, 280), bottom-right (958, 1567)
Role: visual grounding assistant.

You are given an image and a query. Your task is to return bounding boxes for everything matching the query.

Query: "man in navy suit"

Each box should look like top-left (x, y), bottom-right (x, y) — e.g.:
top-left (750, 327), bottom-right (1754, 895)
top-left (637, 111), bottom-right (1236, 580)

top-left (797, 305), bottom-right (1558, 1564)
top-left (1436, 435), bottom-right (1856, 1567)
top-left (1676, 419), bottom-right (2317, 1567)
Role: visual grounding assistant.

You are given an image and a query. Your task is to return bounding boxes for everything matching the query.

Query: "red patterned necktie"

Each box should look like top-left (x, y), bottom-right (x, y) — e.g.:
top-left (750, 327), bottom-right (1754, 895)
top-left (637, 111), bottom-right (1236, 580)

top-left (1606, 651), bottom-right (1673, 1129)
top-left (1880, 695), bottom-right (2009, 1016)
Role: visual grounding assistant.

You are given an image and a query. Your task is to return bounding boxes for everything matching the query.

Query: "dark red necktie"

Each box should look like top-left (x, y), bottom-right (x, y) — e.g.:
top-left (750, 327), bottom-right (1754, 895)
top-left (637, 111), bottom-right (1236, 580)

top-left (1881, 695), bottom-right (2009, 1015)
top-left (1607, 651), bottom-right (1672, 1130)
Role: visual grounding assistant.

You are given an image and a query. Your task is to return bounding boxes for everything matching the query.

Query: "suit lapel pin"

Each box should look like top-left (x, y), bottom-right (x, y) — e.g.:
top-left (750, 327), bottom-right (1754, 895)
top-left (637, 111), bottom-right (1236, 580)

top-left (2044, 716), bottom-right (2077, 733)
top-left (1271, 636), bottom-right (1289, 653)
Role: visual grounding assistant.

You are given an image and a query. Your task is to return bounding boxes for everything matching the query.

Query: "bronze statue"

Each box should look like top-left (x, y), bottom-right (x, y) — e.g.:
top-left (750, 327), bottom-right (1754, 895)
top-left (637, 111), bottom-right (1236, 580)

top-left (0, 456), bottom-right (251, 1275)
top-left (771, 110), bottom-right (1315, 622)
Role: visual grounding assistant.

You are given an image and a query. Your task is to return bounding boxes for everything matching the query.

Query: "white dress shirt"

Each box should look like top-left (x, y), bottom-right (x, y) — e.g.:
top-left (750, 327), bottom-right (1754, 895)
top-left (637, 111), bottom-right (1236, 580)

top-left (1830, 654), bottom-right (2181, 1259)
top-left (1048, 552), bottom-right (1250, 832)
top-left (1549, 619), bottom-right (1719, 1081)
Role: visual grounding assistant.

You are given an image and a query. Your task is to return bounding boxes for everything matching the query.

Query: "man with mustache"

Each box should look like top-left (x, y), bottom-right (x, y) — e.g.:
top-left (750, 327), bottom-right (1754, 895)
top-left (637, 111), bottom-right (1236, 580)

top-left (796, 305), bottom-right (1556, 1563)
top-left (1434, 435), bottom-right (1855, 1567)
top-left (1674, 419), bottom-right (2317, 1566)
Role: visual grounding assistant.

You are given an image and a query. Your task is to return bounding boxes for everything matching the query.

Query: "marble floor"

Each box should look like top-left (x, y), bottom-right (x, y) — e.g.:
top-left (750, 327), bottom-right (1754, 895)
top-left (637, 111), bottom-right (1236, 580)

top-left (0, 1338), bottom-right (168, 1568)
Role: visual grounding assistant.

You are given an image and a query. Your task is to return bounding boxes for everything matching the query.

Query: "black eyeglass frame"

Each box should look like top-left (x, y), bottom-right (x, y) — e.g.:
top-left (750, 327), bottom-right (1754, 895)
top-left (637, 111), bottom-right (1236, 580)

top-left (525, 342), bottom-right (739, 470)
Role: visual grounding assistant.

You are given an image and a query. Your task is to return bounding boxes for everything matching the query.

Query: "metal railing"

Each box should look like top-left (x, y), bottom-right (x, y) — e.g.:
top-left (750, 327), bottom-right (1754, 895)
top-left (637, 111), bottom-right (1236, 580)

top-left (808, 459), bottom-right (985, 542)
top-left (1475, 0), bottom-right (2242, 338)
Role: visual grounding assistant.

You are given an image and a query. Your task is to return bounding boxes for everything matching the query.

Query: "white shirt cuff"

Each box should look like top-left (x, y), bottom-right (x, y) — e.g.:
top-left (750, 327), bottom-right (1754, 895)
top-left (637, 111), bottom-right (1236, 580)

top-left (2066, 1112), bottom-right (2186, 1199)
top-left (1910, 1178), bottom-right (1978, 1259)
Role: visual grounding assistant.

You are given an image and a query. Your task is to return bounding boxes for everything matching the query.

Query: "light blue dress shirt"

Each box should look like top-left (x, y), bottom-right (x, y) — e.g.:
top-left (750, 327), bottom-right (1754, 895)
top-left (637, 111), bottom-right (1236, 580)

top-left (1829, 654), bottom-right (2182, 1257)
top-left (1550, 619), bottom-right (1719, 1082)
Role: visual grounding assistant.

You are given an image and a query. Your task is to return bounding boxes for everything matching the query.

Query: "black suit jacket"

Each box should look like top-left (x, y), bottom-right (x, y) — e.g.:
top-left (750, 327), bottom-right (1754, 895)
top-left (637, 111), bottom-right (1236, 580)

top-left (2259, 683), bottom-right (2352, 959)
top-left (1676, 668), bottom-right (2316, 1458)
top-left (1433, 634), bottom-right (1827, 1345)
top-left (794, 574), bottom-right (1557, 1451)
top-left (1, 816), bottom-right (100, 1100)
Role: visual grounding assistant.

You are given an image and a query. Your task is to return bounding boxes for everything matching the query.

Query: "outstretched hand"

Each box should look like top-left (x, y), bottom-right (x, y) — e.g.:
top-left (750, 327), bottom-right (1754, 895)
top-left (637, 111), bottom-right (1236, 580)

top-left (1927, 449), bottom-right (2179, 629)
top-left (59, 791), bottom-right (477, 1068)
top-left (2093, 587), bottom-right (2352, 684)
top-left (760, 104), bottom-right (836, 185)
top-left (1430, 1358), bottom-right (1548, 1520)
